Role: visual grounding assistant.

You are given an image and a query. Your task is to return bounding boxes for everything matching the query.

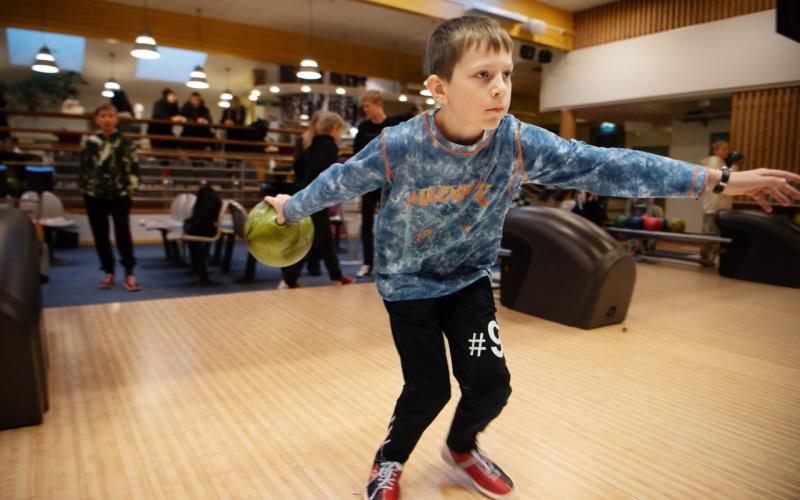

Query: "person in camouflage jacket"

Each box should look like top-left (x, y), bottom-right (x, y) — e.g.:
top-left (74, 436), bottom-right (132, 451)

top-left (79, 103), bottom-right (141, 291)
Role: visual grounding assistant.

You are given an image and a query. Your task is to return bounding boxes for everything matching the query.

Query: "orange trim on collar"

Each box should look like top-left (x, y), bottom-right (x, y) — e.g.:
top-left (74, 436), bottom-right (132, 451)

top-left (423, 111), bottom-right (494, 156)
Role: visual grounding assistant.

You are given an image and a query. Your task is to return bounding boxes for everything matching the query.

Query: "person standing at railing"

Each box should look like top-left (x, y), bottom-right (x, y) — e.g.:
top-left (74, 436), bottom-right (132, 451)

top-left (148, 88), bottom-right (184, 150)
top-left (80, 104), bottom-right (141, 292)
top-left (110, 90), bottom-right (135, 133)
top-left (181, 92), bottom-right (215, 150)
top-left (221, 96), bottom-right (246, 152)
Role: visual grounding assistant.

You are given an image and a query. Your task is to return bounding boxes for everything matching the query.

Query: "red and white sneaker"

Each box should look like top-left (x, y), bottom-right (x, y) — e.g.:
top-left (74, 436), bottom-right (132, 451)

top-left (442, 446), bottom-right (516, 499)
top-left (364, 459), bottom-right (403, 500)
top-left (98, 274), bottom-right (115, 289)
top-left (123, 275), bottom-right (141, 292)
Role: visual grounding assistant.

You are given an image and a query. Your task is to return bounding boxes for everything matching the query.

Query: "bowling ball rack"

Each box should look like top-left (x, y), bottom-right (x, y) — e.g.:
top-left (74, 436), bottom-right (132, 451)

top-left (607, 227), bottom-right (732, 267)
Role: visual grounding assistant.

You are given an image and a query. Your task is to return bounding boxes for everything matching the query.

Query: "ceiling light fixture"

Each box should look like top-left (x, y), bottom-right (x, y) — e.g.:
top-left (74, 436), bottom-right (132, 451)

top-left (186, 8), bottom-right (209, 89)
top-left (460, 1), bottom-right (550, 35)
top-left (220, 67), bottom-right (233, 100)
top-left (31, 3), bottom-right (59, 73)
top-left (296, 0), bottom-right (322, 80)
top-left (104, 52), bottom-right (121, 90)
top-left (187, 65), bottom-right (209, 88)
top-left (32, 46), bottom-right (59, 73)
top-left (131, 0), bottom-right (160, 59)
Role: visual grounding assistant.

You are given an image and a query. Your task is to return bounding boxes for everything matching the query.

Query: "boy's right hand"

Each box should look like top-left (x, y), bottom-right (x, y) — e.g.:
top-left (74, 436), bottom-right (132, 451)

top-left (264, 194), bottom-right (292, 225)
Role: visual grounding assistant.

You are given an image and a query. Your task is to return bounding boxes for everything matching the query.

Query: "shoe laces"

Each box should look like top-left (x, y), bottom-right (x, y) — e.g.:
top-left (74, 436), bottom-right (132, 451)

top-left (374, 461), bottom-right (402, 490)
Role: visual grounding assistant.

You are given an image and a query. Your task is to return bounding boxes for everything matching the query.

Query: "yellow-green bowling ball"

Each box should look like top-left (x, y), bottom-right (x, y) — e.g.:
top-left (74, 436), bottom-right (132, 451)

top-left (245, 202), bottom-right (314, 267)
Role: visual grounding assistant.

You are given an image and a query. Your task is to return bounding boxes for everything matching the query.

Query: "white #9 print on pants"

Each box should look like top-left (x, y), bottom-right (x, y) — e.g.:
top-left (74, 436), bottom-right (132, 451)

top-left (468, 320), bottom-right (504, 358)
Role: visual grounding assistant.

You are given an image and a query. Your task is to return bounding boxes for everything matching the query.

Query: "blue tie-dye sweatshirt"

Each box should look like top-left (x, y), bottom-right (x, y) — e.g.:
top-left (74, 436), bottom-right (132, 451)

top-left (284, 111), bottom-right (706, 301)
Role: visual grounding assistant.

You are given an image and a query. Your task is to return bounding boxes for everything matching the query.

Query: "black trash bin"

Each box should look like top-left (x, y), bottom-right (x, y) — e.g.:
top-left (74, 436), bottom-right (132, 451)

top-left (501, 207), bottom-right (636, 329)
top-left (716, 210), bottom-right (800, 288)
top-left (0, 205), bottom-right (49, 430)
top-left (24, 165), bottom-right (55, 194)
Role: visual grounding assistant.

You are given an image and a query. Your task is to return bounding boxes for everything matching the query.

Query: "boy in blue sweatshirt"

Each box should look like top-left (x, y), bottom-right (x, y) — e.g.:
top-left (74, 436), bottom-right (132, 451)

top-left (266, 16), bottom-right (800, 500)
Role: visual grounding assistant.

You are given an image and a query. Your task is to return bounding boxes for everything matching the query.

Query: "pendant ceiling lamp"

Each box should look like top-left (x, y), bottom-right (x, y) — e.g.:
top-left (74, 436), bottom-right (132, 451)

top-left (32, 46), bottom-right (59, 73)
top-left (32, 2), bottom-right (59, 73)
top-left (131, 1), bottom-right (160, 59)
top-left (104, 53), bottom-right (121, 91)
top-left (186, 8), bottom-right (209, 89)
top-left (220, 67), bottom-right (233, 101)
top-left (296, 0), bottom-right (321, 80)
top-left (187, 66), bottom-right (209, 89)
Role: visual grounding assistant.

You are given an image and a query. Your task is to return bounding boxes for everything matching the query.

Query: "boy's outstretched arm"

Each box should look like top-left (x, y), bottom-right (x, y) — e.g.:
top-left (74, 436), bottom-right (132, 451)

top-left (518, 123), bottom-right (800, 210)
top-left (265, 135), bottom-right (389, 225)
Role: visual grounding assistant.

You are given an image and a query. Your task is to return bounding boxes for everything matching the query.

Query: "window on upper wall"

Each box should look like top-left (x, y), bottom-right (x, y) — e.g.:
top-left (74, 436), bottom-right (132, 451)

top-left (6, 28), bottom-right (86, 71)
top-left (135, 46), bottom-right (208, 83)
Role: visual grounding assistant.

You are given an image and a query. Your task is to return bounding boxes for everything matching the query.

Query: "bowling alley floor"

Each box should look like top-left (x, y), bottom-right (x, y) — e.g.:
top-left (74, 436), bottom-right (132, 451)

top-left (2, 262), bottom-right (798, 499)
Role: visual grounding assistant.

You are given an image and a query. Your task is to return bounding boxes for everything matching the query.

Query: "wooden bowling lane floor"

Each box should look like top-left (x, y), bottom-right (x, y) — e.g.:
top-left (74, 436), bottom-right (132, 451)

top-left (1, 263), bottom-right (799, 499)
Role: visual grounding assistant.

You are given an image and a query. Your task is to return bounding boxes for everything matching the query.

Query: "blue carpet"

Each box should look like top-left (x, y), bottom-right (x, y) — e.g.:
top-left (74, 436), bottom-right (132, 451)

top-left (43, 239), bottom-right (371, 308)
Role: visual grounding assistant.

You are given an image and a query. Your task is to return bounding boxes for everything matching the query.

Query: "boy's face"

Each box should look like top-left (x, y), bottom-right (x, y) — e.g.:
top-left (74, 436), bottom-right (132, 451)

top-left (95, 109), bottom-right (118, 134)
top-left (431, 45), bottom-right (513, 133)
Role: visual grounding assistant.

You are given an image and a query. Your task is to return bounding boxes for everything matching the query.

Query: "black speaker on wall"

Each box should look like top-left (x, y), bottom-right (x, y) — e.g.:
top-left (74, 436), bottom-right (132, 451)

top-left (519, 45), bottom-right (535, 60)
top-left (777, 0), bottom-right (800, 43)
top-left (537, 49), bottom-right (553, 64)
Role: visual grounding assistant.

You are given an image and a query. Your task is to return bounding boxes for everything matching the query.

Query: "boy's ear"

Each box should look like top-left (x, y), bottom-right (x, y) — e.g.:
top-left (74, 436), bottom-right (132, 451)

top-left (426, 75), bottom-right (448, 105)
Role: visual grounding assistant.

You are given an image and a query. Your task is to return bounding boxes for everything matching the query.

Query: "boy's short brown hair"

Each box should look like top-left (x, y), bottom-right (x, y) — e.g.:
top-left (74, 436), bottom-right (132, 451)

top-left (361, 90), bottom-right (383, 104)
top-left (94, 103), bottom-right (118, 116)
top-left (426, 16), bottom-right (513, 81)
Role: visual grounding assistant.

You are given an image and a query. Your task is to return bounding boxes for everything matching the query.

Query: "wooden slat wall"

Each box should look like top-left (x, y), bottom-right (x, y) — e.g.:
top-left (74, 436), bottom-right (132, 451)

top-left (730, 87), bottom-right (800, 175)
top-left (575, 0), bottom-right (776, 48)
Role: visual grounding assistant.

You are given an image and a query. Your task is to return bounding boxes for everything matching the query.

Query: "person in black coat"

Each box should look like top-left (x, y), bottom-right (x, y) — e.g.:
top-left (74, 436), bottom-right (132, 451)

top-left (110, 89), bottom-right (135, 133)
top-left (180, 92), bottom-right (215, 150)
top-left (221, 96), bottom-right (247, 151)
top-left (279, 112), bottom-right (355, 289)
top-left (148, 88), bottom-right (184, 149)
top-left (353, 90), bottom-right (399, 278)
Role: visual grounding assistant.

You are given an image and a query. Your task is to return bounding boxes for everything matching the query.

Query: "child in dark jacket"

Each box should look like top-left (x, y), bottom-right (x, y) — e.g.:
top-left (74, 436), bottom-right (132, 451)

top-left (279, 112), bottom-right (355, 289)
top-left (80, 104), bottom-right (141, 291)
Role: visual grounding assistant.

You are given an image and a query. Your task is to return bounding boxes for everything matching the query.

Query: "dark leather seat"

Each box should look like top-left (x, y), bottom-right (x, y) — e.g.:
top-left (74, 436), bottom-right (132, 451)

top-left (501, 207), bottom-right (636, 329)
top-left (0, 206), bottom-right (49, 430)
top-left (716, 210), bottom-right (800, 288)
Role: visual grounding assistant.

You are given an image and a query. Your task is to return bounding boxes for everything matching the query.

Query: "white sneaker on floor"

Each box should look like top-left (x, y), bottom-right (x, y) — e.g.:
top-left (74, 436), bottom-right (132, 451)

top-left (356, 265), bottom-right (373, 277)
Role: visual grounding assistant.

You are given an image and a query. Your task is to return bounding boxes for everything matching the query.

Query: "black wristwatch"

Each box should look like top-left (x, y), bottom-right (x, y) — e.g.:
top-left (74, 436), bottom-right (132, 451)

top-left (713, 167), bottom-right (732, 194)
